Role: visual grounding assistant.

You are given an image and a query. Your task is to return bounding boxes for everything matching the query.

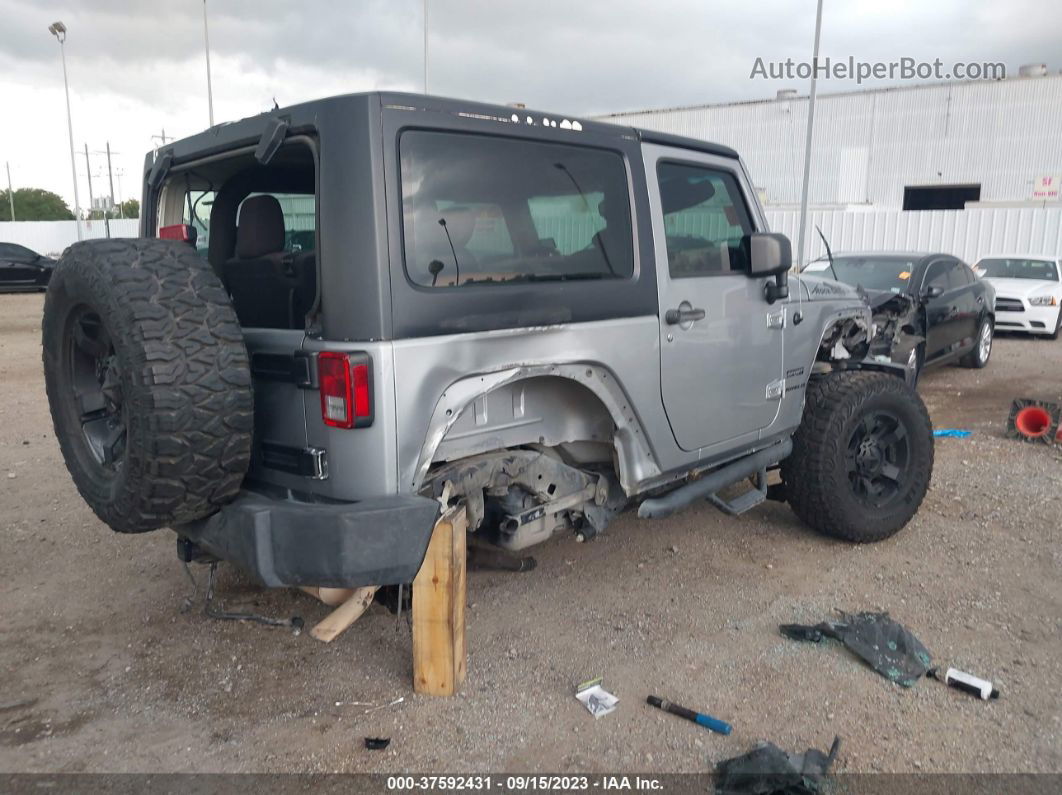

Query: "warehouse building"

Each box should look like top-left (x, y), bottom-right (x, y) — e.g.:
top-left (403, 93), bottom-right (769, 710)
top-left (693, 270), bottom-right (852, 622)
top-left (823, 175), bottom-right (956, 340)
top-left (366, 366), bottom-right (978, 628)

top-left (598, 67), bottom-right (1062, 211)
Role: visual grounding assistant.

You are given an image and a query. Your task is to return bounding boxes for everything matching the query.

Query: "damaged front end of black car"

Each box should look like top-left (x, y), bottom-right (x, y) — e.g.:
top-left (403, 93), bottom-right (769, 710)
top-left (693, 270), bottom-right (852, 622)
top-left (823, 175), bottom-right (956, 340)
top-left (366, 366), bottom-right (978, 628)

top-left (862, 288), bottom-right (925, 386)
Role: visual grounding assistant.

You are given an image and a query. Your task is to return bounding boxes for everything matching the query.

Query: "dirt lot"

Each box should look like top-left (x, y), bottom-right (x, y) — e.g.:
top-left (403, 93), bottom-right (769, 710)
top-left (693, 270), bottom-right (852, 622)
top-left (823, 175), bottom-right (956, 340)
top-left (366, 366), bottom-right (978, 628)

top-left (1, 290), bottom-right (1060, 775)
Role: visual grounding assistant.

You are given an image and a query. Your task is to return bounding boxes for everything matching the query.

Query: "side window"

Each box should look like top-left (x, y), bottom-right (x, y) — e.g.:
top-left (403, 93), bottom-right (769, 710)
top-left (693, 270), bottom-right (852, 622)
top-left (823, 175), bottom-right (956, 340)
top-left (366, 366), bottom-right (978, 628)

top-left (656, 162), bottom-right (753, 277)
top-left (400, 131), bottom-right (634, 288)
top-left (924, 261), bottom-right (952, 291)
top-left (183, 191), bottom-right (216, 258)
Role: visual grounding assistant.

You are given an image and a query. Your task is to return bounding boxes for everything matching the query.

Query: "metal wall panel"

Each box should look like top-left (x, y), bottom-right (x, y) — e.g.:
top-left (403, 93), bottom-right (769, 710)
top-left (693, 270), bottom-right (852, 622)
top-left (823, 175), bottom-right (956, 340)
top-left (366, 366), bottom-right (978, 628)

top-left (1, 219), bottom-right (141, 256)
top-left (600, 75), bottom-right (1062, 207)
top-left (765, 207), bottom-right (1062, 264)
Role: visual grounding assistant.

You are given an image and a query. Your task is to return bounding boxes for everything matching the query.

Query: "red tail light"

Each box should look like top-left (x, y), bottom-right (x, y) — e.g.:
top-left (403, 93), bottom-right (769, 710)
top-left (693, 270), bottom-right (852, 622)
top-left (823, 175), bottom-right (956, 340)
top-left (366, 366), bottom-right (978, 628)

top-left (318, 352), bottom-right (373, 429)
top-left (159, 223), bottom-right (197, 244)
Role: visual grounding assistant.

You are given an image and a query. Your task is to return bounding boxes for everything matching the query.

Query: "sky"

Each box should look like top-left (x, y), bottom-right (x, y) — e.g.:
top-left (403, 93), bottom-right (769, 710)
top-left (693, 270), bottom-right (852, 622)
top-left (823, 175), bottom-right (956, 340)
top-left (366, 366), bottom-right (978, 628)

top-left (0, 0), bottom-right (1057, 213)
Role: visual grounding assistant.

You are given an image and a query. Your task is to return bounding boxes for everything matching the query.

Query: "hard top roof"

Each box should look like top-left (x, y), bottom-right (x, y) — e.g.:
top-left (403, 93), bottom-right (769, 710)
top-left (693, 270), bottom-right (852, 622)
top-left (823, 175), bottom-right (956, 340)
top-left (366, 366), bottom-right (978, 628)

top-left (159, 91), bottom-right (740, 163)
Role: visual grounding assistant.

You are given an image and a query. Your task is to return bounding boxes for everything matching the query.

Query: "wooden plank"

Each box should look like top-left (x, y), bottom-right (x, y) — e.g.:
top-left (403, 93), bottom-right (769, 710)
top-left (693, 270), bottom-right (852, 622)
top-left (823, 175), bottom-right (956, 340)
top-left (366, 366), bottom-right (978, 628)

top-left (299, 586), bottom-right (356, 607)
top-left (412, 505), bottom-right (467, 696)
top-left (309, 586), bottom-right (378, 643)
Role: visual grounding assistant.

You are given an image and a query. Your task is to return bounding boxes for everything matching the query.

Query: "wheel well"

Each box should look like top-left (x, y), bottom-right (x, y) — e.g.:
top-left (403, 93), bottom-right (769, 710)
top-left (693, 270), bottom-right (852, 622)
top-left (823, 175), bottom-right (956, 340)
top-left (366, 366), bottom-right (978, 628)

top-left (432, 375), bottom-right (617, 467)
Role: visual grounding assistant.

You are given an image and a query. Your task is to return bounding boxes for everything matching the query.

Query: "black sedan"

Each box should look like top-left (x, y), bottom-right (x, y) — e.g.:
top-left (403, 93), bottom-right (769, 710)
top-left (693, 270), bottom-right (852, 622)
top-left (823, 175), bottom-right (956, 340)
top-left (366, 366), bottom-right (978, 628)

top-left (805, 251), bottom-right (996, 384)
top-left (0, 242), bottom-right (56, 291)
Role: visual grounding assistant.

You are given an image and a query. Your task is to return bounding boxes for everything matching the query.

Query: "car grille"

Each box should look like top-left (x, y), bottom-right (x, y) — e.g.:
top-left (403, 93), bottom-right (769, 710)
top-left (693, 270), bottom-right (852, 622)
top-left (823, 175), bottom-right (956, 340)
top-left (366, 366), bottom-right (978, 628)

top-left (995, 298), bottom-right (1025, 313)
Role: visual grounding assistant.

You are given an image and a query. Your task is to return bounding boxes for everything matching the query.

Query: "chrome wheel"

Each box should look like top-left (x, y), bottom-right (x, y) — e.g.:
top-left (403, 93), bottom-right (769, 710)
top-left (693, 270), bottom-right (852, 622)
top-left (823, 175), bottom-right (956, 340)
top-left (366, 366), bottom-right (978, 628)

top-left (978, 320), bottom-right (992, 364)
top-left (905, 347), bottom-right (919, 386)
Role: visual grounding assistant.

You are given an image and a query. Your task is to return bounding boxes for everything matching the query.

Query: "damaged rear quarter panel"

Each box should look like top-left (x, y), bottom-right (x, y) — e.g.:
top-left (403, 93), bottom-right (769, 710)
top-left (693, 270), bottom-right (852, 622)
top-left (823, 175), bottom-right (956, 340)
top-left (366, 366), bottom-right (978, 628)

top-left (391, 317), bottom-right (680, 495)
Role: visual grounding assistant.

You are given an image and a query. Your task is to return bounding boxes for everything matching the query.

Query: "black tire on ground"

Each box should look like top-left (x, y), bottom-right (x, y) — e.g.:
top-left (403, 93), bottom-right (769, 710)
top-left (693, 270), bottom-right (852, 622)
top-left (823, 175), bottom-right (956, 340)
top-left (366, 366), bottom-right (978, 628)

top-left (960, 315), bottom-right (993, 368)
top-left (42, 238), bottom-right (253, 533)
top-left (781, 371), bottom-right (933, 543)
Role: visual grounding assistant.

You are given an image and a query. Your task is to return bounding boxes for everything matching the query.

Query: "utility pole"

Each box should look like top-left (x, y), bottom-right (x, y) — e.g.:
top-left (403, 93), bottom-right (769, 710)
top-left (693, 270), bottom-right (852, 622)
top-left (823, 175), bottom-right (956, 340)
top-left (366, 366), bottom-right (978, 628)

top-left (203, 0), bottom-right (215, 126)
top-left (152, 129), bottom-right (172, 158)
top-left (5, 161), bottom-right (13, 221)
top-left (105, 142), bottom-right (117, 235)
top-left (795, 0), bottom-right (824, 270)
top-left (83, 143), bottom-right (105, 238)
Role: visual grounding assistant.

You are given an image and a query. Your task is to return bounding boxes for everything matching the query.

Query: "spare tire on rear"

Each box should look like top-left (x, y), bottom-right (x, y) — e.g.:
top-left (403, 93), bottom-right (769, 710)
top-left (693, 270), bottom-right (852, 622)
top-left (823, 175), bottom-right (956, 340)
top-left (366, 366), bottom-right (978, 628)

top-left (42, 238), bottom-right (253, 533)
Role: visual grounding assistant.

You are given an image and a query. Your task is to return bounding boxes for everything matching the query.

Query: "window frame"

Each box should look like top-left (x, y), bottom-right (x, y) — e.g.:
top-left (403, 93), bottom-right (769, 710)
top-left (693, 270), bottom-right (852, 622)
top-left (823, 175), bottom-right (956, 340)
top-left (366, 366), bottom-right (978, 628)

top-left (654, 158), bottom-right (756, 280)
top-left (396, 128), bottom-right (638, 292)
top-left (922, 257), bottom-right (961, 293)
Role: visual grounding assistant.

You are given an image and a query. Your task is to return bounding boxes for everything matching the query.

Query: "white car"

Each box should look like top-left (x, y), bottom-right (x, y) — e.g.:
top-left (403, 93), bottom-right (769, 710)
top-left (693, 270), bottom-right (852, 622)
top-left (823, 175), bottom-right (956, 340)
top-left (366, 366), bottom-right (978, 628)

top-left (974, 255), bottom-right (1062, 339)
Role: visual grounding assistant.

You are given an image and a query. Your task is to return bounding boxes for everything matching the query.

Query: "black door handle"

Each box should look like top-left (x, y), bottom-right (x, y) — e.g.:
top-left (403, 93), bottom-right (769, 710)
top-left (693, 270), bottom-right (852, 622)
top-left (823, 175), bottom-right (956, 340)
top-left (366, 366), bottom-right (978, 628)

top-left (665, 307), bottom-right (706, 325)
top-left (976, 295), bottom-right (984, 304)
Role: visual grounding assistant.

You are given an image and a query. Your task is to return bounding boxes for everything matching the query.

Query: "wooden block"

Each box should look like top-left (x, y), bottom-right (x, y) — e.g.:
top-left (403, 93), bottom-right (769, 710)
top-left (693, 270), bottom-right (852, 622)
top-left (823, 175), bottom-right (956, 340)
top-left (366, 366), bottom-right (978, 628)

top-left (412, 505), bottom-right (467, 696)
top-left (309, 586), bottom-right (378, 643)
top-left (299, 586), bottom-right (356, 607)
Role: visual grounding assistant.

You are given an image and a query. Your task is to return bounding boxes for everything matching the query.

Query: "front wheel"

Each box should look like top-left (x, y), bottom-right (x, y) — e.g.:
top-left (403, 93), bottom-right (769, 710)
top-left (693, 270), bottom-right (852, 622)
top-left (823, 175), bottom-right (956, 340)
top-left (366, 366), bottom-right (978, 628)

top-left (960, 316), bottom-right (993, 368)
top-left (903, 344), bottom-right (924, 388)
top-left (781, 372), bottom-right (934, 543)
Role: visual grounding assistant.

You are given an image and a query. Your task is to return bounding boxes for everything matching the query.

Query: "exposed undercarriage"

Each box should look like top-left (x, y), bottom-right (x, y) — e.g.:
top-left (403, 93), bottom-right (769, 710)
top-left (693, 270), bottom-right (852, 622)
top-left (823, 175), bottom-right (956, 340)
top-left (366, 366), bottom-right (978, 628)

top-left (425, 448), bottom-right (627, 551)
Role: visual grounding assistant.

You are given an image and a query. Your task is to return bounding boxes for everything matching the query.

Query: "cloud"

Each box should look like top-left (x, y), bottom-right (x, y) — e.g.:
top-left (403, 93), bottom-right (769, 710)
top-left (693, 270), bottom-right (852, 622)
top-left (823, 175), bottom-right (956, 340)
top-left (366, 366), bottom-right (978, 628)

top-left (0, 0), bottom-right (1057, 210)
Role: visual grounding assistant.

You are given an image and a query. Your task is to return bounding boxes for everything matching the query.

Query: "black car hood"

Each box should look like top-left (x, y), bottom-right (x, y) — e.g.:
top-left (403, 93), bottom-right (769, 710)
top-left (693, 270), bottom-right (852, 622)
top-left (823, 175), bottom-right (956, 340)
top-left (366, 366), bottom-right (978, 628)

top-left (862, 287), bottom-right (916, 312)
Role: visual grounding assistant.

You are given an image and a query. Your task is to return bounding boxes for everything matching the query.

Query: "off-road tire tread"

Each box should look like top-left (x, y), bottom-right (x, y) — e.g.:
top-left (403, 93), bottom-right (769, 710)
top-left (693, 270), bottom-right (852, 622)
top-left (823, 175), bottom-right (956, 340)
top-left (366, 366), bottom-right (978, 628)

top-left (42, 238), bottom-right (253, 533)
top-left (782, 371), bottom-right (933, 543)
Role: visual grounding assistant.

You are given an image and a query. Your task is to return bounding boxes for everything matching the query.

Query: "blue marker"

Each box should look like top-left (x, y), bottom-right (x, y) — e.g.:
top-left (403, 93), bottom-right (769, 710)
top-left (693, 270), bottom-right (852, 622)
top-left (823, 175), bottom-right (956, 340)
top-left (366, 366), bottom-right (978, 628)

top-left (647, 695), bottom-right (732, 735)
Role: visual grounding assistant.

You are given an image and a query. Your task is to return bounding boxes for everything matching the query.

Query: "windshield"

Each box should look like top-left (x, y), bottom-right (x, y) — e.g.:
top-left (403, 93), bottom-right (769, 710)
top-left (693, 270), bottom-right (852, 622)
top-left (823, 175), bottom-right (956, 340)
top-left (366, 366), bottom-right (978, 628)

top-left (807, 256), bottom-right (919, 293)
top-left (976, 258), bottom-right (1058, 281)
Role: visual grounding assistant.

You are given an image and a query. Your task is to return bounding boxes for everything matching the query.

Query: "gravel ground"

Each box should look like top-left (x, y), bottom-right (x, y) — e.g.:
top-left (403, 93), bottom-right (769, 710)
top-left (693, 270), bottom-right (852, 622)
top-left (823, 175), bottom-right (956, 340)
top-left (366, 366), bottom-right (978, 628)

top-left (0, 291), bottom-right (1060, 774)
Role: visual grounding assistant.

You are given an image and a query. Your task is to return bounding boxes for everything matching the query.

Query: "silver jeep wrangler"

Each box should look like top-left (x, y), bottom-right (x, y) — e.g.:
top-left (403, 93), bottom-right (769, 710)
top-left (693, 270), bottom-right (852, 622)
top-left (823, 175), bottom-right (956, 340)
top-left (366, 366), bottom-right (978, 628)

top-left (42, 92), bottom-right (933, 588)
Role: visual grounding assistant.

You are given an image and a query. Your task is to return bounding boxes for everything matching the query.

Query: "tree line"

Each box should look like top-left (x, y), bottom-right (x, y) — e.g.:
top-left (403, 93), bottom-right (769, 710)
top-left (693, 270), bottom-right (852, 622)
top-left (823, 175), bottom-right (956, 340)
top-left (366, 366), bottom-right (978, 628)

top-left (0, 187), bottom-right (138, 221)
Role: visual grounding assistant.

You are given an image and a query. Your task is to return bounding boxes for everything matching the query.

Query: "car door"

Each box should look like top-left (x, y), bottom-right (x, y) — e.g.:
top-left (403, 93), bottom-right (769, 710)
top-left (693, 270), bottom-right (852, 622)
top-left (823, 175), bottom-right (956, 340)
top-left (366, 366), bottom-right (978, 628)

top-left (645, 145), bottom-right (783, 453)
top-left (948, 258), bottom-right (983, 347)
top-left (0, 243), bottom-right (38, 285)
top-left (921, 258), bottom-right (964, 361)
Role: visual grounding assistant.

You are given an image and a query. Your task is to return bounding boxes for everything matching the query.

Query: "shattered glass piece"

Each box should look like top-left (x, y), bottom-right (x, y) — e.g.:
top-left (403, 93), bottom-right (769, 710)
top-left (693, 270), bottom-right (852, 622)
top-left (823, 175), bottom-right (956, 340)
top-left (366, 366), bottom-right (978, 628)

top-left (715, 736), bottom-right (840, 794)
top-left (779, 611), bottom-right (932, 687)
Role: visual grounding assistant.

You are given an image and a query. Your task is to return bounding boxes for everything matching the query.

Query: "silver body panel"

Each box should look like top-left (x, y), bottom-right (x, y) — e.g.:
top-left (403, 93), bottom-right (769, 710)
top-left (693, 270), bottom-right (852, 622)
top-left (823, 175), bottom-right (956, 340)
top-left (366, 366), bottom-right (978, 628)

top-left (241, 145), bottom-right (870, 508)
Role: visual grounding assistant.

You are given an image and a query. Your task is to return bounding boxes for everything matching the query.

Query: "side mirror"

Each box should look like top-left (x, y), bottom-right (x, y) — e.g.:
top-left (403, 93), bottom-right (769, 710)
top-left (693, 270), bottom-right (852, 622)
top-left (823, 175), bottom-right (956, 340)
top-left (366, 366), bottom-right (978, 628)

top-left (745, 232), bottom-right (791, 304)
top-left (924, 284), bottom-right (944, 299)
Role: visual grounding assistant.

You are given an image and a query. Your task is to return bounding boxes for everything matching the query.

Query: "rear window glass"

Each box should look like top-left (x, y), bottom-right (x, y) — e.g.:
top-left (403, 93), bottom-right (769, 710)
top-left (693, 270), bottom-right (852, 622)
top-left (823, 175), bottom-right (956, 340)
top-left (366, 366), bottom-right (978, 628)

top-left (400, 131), bottom-right (634, 287)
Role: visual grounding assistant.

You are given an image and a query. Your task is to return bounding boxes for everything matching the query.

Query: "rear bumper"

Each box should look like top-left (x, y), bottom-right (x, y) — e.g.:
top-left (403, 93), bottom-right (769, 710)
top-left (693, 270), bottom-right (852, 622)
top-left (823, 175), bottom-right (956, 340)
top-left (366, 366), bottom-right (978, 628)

top-left (176, 490), bottom-right (440, 588)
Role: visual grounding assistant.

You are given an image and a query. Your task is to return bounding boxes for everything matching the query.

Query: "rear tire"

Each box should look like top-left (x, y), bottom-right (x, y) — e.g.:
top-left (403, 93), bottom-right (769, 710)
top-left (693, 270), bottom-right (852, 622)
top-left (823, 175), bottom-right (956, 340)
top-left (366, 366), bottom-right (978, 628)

top-left (960, 316), bottom-right (993, 368)
top-left (782, 372), bottom-right (933, 543)
top-left (42, 238), bottom-right (253, 533)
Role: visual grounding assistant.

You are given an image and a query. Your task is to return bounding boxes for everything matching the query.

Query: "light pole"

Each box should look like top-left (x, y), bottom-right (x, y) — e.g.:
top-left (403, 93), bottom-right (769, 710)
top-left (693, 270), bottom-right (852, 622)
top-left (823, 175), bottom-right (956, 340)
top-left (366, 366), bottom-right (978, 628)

top-left (795, 0), bottom-right (824, 270)
top-left (203, 0), bottom-right (215, 126)
top-left (5, 161), bottom-right (13, 222)
top-left (49, 21), bottom-right (83, 241)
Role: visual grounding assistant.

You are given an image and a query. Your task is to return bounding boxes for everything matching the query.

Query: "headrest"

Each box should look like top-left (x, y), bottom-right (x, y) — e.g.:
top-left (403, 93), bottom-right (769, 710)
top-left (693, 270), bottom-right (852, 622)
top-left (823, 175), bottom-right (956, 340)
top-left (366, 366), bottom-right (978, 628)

top-left (235, 195), bottom-right (285, 258)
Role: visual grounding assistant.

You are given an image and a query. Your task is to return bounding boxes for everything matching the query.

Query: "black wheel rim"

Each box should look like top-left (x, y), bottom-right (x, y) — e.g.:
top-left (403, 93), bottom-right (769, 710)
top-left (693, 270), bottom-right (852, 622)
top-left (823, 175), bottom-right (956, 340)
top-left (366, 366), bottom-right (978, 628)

top-left (67, 307), bottom-right (126, 473)
top-left (845, 410), bottom-right (909, 507)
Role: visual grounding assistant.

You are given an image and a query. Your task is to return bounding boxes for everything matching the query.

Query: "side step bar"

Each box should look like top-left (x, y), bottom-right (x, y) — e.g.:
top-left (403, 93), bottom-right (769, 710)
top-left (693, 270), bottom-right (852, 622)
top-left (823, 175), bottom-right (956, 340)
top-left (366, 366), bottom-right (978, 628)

top-left (637, 439), bottom-right (793, 520)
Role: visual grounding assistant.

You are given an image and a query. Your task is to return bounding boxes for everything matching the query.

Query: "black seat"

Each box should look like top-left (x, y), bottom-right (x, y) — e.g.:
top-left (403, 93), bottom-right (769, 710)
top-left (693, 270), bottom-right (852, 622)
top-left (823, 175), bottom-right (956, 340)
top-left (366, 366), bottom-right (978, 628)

top-left (222, 195), bottom-right (315, 329)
